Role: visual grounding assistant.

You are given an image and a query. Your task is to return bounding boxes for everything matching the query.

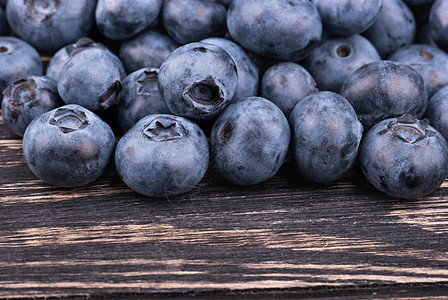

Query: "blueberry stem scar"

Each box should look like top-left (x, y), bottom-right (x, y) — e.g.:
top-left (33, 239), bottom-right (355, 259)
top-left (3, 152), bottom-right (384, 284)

top-left (143, 117), bottom-right (186, 142)
top-left (336, 45), bottom-right (351, 58)
top-left (420, 50), bottom-right (434, 60)
top-left (136, 70), bottom-right (158, 95)
top-left (184, 76), bottom-right (223, 106)
top-left (11, 82), bottom-right (33, 106)
top-left (49, 108), bottom-right (89, 133)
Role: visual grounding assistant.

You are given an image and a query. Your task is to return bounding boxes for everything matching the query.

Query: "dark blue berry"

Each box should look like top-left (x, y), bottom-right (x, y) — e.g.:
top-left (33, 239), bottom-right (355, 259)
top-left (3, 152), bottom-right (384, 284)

top-left (210, 96), bottom-right (290, 185)
top-left (0, 36), bottom-right (42, 93)
top-left (119, 30), bottom-right (179, 73)
top-left (95, 0), bottom-right (162, 41)
top-left (426, 85), bottom-right (448, 140)
top-left (289, 91), bottom-right (363, 183)
top-left (303, 34), bottom-right (380, 92)
top-left (57, 47), bottom-right (122, 112)
top-left (389, 44), bottom-right (448, 97)
top-left (115, 114), bottom-right (209, 197)
top-left (428, 0), bottom-right (448, 52)
top-left (115, 68), bottom-right (170, 133)
top-left (23, 104), bottom-right (115, 187)
top-left (261, 62), bottom-right (318, 117)
top-left (1, 76), bottom-right (61, 137)
top-left (363, 0), bottom-right (416, 58)
top-left (359, 114), bottom-right (448, 199)
top-left (46, 37), bottom-right (126, 81)
top-left (340, 60), bottom-right (428, 130)
top-left (158, 42), bottom-right (238, 121)
top-left (162, 0), bottom-right (227, 44)
top-left (6, 0), bottom-right (96, 53)
top-left (227, 0), bottom-right (322, 61)
top-left (312, 0), bottom-right (383, 37)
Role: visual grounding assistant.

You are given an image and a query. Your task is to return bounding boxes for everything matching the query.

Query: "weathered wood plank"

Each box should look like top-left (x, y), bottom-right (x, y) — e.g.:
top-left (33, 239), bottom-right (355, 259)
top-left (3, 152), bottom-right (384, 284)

top-left (2, 115), bottom-right (448, 298)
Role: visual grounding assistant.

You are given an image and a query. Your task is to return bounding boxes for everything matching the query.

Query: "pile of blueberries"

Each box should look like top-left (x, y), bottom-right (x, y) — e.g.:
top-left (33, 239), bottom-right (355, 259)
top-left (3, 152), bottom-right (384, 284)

top-left (1, 0), bottom-right (448, 200)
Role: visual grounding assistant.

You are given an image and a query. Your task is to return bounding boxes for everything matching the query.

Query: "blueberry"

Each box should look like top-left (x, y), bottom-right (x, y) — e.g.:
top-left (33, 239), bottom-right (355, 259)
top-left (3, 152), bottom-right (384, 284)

top-left (261, 62), bottom-right (318, 117)
top-left (428, 0), bottom-right (448, 52)
top-left (115, 68), bottom-right (170, 133)
top-left (46, 37), bottom-right (127, 81)
top-left (303, 35), bottom-right (380, 92)
top-left (23, 104), bottom-right (115, 188)
top-left (340, 60), bottom-right (428, 130)
top-left (210, 96), bottom-right (290, 186)
top-left (115, 114), bottom-right (209, 197)
top-left (425, 85), bottom-right (448, 140)
top-left (6, 0), bottom-right (96, 53)
top-left (359, 114), bottom-right (448, 199)
top-left (312, 0), bottom-right (383, 37)
top-left (227, 0), bottom-right (322, 61)
top-left (162, 0), bottom-right (227, 44)
top-left (1, 76), bottom-right (61, 137)
top-left (57, 47), bottom-right (122, 112)
top-left (0, 37), bottom-right (42, 93)
top-left (201, 37), bottom-right (260, 100)
top-left (119, 30), bottom-right (179, 73)
top-left (158, 42), bottom-right (238, 121)
top-left (363, 0), bottom-right (416, 58)
top-left (95, 0), bottom-right (162, 41)
top-left (389, 44), bottom-right (448, 97)
top-left (289, 91), bottom-right (363, 183)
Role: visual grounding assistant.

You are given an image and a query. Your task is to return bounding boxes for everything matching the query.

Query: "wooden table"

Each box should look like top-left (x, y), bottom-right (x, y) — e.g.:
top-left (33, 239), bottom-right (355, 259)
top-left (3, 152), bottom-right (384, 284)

top-left (1, 115), bottom-right (448, 299)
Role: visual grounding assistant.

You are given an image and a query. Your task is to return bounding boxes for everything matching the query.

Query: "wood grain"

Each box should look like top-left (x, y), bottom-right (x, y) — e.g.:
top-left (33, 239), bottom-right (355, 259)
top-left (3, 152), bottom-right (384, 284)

top-left (2, 115), bottom-right (448, 299)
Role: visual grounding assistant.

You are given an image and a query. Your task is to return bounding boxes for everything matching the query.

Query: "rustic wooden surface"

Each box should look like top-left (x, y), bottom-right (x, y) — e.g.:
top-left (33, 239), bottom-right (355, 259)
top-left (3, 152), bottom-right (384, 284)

top-left (2, 114), bottom-right (448, 299)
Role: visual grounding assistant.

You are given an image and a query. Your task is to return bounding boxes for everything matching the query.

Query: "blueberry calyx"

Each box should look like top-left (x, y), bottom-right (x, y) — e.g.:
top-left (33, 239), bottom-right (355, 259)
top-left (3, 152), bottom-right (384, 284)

top-left (183, 75), bottom-right (224, 107)
top-left (98, 80), bottom-right (122, 110)
top-left (420, 50), bottom-right (434, 60)
top-left (3, 78), bottom-right (37, 108)
top-left (389, 114), bottom-right (436, 144)
top-left (136, 69), bottom-right (158, 95)
top-left (336, 45), bottom-right (352, 58)
top-left (143, 116), bottom-right (186, 142)
top-left (27, 0), bottom-right (59, 21)
top-left (0, 41), bottom-right (12, 54)
top-left (49, 107), bottom-right (89, 133)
